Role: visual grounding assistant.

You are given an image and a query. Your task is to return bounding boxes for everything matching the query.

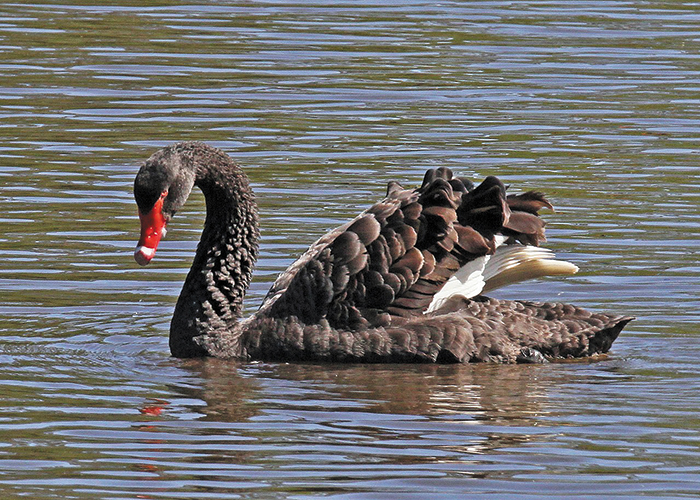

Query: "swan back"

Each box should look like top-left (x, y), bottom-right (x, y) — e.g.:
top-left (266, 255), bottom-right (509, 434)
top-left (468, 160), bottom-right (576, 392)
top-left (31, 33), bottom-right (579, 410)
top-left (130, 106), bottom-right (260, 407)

top-left (254, 168), bottom-right (562, 330)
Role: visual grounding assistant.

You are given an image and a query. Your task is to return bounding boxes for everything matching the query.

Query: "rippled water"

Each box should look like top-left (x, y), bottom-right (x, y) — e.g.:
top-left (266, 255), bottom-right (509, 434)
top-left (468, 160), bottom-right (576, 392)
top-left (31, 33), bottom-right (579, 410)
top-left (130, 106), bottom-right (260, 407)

top-left (1, 1), bottom-right (699, 498)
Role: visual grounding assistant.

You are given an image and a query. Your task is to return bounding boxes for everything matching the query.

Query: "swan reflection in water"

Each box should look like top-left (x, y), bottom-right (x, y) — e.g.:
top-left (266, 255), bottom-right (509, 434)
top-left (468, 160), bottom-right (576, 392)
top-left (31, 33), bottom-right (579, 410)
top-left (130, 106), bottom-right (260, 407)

top-left (154, 358), bottom-right (577, 463)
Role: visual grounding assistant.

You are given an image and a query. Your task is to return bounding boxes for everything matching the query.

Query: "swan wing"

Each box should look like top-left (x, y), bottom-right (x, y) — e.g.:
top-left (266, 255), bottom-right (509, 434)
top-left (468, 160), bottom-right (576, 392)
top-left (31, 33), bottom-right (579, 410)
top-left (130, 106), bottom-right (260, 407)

top-left (259, 169), bottom-right (564, 329)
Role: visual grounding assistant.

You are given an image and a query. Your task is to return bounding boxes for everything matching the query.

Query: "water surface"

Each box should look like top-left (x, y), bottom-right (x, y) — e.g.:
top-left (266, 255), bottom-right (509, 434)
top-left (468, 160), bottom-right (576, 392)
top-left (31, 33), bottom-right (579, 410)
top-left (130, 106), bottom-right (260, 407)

top-left (0, 2), bottom-right (699, 498)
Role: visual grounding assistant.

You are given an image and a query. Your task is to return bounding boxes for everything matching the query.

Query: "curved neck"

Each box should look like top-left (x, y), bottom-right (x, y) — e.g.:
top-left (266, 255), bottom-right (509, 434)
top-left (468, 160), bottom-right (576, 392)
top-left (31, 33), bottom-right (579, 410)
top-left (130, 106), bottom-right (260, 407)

top-left (169, 151), bottom-right (259, 357)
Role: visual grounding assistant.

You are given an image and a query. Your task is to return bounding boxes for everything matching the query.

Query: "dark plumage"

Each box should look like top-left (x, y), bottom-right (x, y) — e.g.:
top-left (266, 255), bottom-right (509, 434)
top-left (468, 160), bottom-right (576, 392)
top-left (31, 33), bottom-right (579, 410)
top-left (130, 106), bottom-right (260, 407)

top-left (133, 142), bottom-right (633, 363)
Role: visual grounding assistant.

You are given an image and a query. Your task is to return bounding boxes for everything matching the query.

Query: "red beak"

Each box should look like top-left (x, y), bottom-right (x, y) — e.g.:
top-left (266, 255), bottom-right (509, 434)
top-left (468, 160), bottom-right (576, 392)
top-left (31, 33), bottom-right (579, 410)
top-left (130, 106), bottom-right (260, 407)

top-left (134, 192), bottom-right (167, 266)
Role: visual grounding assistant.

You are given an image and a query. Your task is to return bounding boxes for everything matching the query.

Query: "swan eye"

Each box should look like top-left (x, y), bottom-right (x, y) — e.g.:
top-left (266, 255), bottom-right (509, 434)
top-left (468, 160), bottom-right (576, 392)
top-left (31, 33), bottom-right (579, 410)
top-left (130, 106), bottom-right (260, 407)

top-left (134, 184), bottom-right (165, 214)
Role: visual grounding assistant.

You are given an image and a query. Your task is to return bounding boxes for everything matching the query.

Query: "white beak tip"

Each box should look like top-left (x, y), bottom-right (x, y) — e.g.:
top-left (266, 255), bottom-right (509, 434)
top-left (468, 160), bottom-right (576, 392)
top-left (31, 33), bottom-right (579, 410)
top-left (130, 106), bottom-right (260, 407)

top-left (134, 246), bottom-right (156, 266)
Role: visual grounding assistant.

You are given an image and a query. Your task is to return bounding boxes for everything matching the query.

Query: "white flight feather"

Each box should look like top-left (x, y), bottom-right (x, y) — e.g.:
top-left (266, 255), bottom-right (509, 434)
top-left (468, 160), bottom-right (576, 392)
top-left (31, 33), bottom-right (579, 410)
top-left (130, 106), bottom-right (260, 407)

top-left (425, 242), bottom-right (578, 313)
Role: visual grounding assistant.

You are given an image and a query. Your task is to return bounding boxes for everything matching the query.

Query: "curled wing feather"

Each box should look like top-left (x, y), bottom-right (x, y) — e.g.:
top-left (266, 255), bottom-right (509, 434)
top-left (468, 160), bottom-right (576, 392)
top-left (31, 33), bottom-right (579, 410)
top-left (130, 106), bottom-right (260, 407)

top-left (260, 168), bottom-right (559, 329)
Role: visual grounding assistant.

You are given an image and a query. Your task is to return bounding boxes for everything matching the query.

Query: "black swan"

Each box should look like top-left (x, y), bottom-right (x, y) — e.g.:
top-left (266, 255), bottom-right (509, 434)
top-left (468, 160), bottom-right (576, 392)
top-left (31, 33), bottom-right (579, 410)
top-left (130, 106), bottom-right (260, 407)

top-left (133, 142), bottom-right (632, 362)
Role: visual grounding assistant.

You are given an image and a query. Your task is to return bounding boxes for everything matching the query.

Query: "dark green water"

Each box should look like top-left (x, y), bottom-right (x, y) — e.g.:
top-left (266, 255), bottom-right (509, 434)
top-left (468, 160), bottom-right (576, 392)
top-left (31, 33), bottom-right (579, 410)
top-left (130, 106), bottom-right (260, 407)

top-left (0, 2), bottom-right (699, 498)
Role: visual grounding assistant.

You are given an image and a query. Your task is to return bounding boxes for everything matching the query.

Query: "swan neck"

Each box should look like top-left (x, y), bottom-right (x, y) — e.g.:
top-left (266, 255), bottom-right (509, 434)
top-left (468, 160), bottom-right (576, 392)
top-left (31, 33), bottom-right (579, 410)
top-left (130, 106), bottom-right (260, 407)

top-left (169, 150), bottom-right (259, 358)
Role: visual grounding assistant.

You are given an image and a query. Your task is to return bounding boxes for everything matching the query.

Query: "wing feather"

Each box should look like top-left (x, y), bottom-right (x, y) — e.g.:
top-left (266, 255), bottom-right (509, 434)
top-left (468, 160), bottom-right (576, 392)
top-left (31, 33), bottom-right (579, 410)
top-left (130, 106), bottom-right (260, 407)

top-left (260, 169), bottom-right (573, 330)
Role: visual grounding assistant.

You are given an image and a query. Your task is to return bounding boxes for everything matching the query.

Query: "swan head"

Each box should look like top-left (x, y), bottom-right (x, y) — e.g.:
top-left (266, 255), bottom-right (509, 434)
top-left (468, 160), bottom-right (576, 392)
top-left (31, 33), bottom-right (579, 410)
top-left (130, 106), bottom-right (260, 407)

top-left (133, 144), bottom-right (196, 265)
